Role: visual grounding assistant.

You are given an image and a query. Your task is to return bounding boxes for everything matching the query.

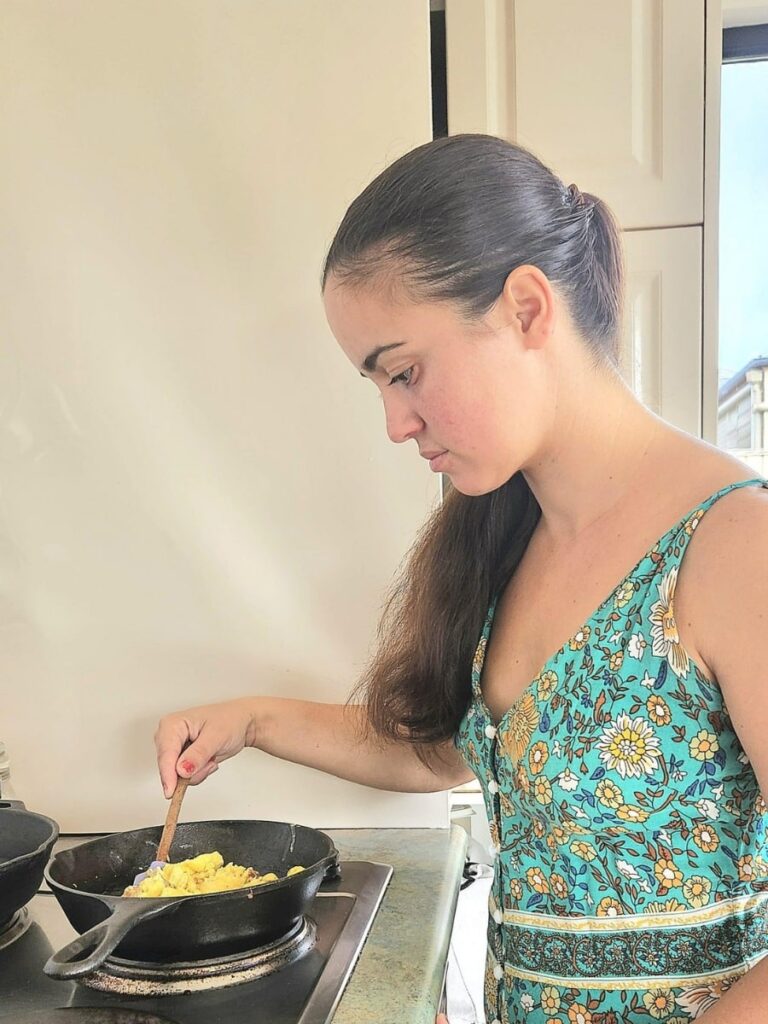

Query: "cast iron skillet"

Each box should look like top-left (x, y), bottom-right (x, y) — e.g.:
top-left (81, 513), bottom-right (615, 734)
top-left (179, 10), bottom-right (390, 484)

top-left (44, 819), bottom-right (339, 980)
top-left (0, 800), bottom-right (59, 927)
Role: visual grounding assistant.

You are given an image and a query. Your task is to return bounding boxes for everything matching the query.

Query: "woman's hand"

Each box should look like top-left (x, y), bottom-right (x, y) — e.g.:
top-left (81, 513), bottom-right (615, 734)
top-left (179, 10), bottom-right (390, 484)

top-left (154, 698), bottom-right (259, 797)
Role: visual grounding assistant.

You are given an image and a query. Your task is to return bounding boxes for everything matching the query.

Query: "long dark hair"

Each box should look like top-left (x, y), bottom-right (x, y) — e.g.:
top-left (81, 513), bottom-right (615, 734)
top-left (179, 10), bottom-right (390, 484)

top-left (322, 135), bottom-right (624, 757)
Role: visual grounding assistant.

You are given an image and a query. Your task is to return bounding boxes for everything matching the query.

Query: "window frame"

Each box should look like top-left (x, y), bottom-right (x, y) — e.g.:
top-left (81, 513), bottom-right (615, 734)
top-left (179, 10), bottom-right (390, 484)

top-left (704, 17), bottom-right (768, 445)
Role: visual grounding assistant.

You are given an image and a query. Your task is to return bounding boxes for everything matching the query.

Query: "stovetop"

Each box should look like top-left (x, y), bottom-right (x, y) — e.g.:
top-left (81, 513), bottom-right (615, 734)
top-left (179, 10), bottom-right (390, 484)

top-left (0, 837), bottom-right (392, 1024)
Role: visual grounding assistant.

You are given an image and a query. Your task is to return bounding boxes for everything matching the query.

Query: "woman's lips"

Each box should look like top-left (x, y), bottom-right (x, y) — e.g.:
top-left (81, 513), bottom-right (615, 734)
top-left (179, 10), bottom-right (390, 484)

top-left (421, 450), bottom-right (448, 471)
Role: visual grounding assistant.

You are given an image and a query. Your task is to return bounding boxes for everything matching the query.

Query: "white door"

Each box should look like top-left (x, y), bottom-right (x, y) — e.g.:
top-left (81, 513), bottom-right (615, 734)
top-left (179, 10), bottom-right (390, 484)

top-left (446, 0), bottom-right (705, 229)
top-left (0, 1), bottom-right (446, 830)
top-left (621, 227), bottom-right (703, 436)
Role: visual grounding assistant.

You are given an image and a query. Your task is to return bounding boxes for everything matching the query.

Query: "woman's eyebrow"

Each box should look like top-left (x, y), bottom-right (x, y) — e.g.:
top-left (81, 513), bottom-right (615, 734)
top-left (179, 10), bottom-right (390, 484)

top-left (360, 341), bottom-right (407, 376)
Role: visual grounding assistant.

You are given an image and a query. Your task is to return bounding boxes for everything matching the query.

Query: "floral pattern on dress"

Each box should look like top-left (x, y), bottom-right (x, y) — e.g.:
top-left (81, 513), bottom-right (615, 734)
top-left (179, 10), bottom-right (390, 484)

top-left (456, 479), bottom-right (768, 1024)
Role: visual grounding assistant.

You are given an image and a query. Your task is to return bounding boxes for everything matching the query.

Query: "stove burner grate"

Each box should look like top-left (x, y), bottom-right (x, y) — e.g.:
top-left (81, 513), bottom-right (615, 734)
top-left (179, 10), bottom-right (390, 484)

top-left (78, 916), bottom-right (317, 996)
top-left (0, 907), bottom-right (31, 951)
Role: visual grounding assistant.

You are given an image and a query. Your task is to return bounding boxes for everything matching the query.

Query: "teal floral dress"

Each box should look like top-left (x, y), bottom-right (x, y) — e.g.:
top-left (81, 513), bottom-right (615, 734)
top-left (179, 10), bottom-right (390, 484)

top-left (456, 478), bottom-right (768, 1024)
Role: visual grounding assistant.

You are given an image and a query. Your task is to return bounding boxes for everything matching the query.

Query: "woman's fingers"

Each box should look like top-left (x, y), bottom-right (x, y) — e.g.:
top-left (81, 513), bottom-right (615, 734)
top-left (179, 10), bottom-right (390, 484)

top-left (155, 714), bottom-right (222, 796)
top-left (155, 702), bottom-right (252, 796)
top-left (155, 716), bottom-right (193, 798)
top-left (188, 759), bottom-right (219, 787)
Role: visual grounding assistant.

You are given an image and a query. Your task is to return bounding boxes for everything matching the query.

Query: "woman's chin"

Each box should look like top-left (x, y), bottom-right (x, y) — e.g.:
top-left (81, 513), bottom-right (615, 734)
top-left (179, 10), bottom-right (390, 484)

top-left (443, 471), bottom-right (503, 498)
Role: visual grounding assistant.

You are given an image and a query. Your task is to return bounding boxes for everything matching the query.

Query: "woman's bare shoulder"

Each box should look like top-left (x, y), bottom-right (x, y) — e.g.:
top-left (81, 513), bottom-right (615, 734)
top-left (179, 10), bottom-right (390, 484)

top-left (680, 470), bottom-right (768, 561)
top-left (670, 436), bottom-right (767, 675)
top-left (655, 429), bottom-right (761, 515)
top-left (659, 428), bottom-right (765, 567)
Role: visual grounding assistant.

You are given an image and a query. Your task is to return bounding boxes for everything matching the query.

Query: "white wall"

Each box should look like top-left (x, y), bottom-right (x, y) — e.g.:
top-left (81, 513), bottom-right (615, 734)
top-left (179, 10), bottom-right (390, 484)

top-left (0, 1), bottom-right (448, 831)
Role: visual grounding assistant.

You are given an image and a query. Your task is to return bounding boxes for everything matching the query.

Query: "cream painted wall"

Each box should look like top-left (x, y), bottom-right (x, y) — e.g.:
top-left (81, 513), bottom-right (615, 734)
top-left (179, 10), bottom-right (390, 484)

top-left (723, 0), bottom-right (768, 27)
top-left (0, 2), bottom-right (448, 830)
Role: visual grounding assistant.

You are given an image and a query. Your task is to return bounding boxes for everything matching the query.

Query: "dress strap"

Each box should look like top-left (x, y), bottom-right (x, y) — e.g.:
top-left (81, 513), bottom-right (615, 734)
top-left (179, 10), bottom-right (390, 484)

top-left (694, 476), bottom-right (767, 509)
top-left (661, 476), bottom-right (767, 571)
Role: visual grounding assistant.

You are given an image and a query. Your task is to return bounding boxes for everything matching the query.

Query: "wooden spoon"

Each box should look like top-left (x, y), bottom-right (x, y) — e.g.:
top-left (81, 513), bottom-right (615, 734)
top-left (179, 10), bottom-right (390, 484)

top-left (156, 776), bottom-right (190, 863)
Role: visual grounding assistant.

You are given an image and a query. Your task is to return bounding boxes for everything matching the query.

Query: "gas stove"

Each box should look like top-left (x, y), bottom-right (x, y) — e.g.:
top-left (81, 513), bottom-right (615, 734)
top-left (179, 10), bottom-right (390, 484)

top-left (0, 836), bottom-right (392, 1024)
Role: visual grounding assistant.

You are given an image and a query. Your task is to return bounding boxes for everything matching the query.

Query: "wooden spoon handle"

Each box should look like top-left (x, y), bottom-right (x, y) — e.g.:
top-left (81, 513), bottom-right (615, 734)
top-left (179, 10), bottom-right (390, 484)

top-left (156, 776), bottom-right (189, 863)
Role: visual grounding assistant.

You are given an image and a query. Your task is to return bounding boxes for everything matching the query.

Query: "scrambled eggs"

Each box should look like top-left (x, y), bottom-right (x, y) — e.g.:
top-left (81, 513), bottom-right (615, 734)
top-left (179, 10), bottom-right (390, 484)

top-left (122, 851), bottom-right (305, 898)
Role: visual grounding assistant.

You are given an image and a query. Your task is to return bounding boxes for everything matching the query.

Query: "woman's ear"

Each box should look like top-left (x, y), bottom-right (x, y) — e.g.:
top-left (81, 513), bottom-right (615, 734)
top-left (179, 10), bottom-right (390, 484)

top-left (499, 264), bottom-right (556, 349)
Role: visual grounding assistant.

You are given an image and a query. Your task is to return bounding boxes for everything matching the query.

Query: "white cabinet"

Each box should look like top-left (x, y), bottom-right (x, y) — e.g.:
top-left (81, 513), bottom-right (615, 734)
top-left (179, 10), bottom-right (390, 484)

top-left (621, 227), bottom-right (702, 436)
top-left (446, 0), bottom-right (705, 229)
top-left (445, 0), bottom-right (718, 437)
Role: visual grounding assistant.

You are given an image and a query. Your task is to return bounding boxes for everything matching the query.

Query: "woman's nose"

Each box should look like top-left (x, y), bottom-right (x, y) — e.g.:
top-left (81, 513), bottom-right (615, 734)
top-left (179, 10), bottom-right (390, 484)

top-left (382, 392), bottom-right (424, 444)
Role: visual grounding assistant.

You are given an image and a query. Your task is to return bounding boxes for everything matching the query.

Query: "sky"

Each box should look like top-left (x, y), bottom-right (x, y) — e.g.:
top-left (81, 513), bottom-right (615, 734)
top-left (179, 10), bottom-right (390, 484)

top-left (719, 59), bottom-right (768, 384)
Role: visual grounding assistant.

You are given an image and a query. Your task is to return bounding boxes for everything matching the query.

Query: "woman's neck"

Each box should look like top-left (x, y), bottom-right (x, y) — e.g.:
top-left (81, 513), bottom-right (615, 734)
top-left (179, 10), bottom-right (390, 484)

top-left (523, 369), bottom-right (667, 546)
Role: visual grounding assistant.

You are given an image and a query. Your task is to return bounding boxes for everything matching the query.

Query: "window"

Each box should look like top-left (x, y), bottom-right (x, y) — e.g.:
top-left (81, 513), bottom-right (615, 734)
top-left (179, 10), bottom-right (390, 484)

top-left (718, 25), bottom-right (768, 475)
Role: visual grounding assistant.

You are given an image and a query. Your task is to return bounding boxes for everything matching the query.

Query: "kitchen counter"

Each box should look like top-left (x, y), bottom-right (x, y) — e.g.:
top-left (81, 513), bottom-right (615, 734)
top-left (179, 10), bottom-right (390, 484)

top-left (328, 825), bottom-right (468, 1024)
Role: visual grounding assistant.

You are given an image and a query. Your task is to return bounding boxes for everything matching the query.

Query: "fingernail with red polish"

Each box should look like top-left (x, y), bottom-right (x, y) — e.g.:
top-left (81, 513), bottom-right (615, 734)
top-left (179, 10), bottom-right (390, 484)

top-left (181, 759), bottom-right (195, 775)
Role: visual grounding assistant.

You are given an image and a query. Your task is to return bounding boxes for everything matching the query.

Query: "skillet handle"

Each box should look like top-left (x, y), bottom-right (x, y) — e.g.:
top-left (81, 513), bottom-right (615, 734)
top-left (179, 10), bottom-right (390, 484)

top-left (322, 846), bottom-right (341, 883)
top-left (44, 898), bottom-right (180, 980)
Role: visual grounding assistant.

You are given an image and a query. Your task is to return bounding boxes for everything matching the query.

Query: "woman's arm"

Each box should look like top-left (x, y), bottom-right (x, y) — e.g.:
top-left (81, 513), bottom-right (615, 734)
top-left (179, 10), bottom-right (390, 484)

top-left (155, 696), bottom-right (474, 797)
top-left (678, 485), bottom-right (768, 1020)
top-left (694, 955), bottom-right (768, 1022)
top-left (679, 486), bottom-right (768, 793)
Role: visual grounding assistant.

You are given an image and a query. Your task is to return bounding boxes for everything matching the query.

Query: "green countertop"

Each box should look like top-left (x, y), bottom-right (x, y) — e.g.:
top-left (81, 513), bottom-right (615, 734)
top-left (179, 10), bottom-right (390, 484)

top-left (326, 825), bottom-right (469, 1024)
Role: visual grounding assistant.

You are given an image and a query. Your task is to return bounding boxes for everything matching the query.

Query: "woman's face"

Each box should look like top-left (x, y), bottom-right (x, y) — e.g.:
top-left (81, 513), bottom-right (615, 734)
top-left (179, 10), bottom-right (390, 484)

top-left (322, 271), bottom-right (555, 496)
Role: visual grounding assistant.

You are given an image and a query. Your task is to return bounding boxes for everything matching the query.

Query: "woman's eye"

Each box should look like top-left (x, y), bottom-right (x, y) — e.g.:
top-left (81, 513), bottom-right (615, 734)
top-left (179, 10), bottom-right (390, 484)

top-left (388, 367), bottom-right (414, 386)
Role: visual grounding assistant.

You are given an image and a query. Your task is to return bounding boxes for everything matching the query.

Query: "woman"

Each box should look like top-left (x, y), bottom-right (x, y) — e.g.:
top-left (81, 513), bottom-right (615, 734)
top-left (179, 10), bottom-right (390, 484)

top-left (155, 135), bottom-right (768, 1023)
